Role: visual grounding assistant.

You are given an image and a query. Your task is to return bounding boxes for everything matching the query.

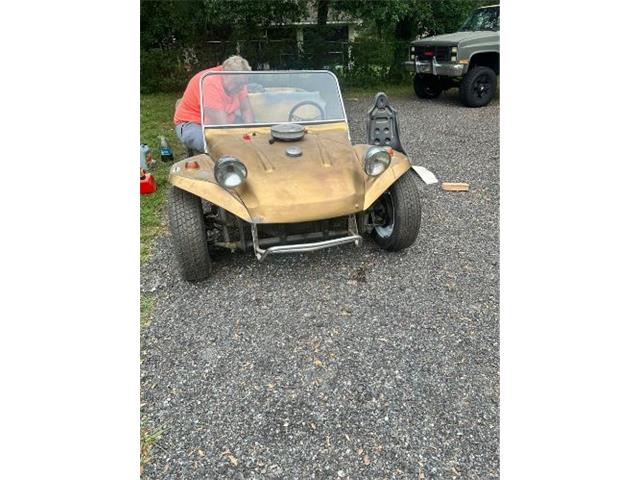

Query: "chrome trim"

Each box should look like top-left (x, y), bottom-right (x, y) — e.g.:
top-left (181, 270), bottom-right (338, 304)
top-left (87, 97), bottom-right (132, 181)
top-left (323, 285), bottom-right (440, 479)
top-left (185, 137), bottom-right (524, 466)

top-left (364, 146), bottom-right (391, 176)
top-left (285, 146), bottom-right (302, 157)
top-left (203, 119), bottom-right (346, 129)
top-left (198, 70), bottom-right (351, 142)
top-left (404, 60), bottom-right (465, 76)
top-left (250, 214), bottom-right (362, 262)
top-left (327, 70), bottom-right (352, 143)
top-left (198, 72), bottom-right (208, 154)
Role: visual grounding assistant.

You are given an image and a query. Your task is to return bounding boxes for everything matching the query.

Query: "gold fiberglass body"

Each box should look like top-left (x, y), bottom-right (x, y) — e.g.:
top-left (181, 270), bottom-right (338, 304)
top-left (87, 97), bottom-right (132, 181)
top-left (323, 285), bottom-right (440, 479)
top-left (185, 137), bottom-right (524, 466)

top-left (168, 71), bottom-right (438, 281)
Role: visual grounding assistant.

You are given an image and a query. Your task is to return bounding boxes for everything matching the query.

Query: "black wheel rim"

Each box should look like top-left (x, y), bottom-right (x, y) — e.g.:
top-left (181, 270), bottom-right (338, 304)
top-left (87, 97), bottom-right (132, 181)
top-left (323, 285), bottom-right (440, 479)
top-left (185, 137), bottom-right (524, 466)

top-left (472, 74), bottom-right (492, 99)
top-left (373, 192), bottom-right (395, 238)
top-left (422, 80), bottom-right (439, 97)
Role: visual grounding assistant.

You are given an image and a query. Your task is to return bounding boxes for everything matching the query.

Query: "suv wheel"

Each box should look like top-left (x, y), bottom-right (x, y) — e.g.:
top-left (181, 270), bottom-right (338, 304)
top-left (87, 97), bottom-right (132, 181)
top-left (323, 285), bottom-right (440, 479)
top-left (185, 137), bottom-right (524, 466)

top-left (413, 74), bottom-right (442, 99)
top-left (459, 66), bottom-right (497, 107)
top-left (168, 187), bottom-right (212, 282)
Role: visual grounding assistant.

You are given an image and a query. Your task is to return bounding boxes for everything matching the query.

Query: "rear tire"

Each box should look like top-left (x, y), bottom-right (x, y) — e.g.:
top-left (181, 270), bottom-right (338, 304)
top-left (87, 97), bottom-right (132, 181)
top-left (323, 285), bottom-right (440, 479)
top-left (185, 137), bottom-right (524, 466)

top-left (372, 172), bottom-right (422, 251)
top-left (168, 187), bottom-right (212, 282)
top-left (413, 74), bottom-right (442, 99)
top-left (459, 66), bottom-right (497, 107)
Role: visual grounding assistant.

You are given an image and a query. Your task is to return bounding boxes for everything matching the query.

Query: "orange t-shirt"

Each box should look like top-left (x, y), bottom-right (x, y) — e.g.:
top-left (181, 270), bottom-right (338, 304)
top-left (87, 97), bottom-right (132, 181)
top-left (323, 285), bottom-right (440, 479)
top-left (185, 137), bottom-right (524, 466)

top-left (174, 66), bottom-right (248, 125)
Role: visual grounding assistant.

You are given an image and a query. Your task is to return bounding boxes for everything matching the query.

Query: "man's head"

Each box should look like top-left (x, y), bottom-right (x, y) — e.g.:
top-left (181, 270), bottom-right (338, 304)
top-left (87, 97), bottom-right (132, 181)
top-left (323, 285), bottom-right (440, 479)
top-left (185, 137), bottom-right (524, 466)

top-left (221, 55), bottom-right (251, 96)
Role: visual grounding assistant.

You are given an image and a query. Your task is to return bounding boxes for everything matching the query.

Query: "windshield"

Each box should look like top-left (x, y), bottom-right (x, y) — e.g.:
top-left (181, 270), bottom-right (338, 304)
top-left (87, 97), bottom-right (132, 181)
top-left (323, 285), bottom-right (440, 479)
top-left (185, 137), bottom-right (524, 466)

top-left (200, 71), bottom-right (346, 128)
top-left (459, 6), bottom-right (499, 32)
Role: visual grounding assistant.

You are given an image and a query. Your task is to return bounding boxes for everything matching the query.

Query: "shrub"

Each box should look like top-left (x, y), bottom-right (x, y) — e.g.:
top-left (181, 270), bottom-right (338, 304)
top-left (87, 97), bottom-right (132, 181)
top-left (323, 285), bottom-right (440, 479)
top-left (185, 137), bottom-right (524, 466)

top-left (140, 38), bottom-right (412, 93)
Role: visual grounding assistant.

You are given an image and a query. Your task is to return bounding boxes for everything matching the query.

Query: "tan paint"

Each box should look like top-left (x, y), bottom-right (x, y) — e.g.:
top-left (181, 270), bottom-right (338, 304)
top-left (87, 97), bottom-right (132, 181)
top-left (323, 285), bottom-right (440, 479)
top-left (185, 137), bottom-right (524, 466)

top-left (169, 122), bottom-right (412, 224)
top-left (168, 154), bottom-right (253, 222)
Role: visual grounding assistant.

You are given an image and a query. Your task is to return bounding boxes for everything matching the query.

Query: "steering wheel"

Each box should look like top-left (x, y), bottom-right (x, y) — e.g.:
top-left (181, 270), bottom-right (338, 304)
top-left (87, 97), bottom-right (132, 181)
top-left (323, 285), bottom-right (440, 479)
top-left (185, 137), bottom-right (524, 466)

top-left (288, 101), bottom-right (326, 122)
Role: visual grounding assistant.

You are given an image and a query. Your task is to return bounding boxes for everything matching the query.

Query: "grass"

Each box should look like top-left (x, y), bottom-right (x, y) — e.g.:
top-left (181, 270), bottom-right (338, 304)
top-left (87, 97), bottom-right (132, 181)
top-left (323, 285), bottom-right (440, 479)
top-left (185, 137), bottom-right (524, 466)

top-left (140, 94), bottom-right (180, 472)
top-left (140, 293), bottom-right (155, 330)
top-left (140, 418), bottom-right (163, 476)
top-left (342, 82), bottom-right (413, 99)
top-left (140, 93), bottom-right (189, 262)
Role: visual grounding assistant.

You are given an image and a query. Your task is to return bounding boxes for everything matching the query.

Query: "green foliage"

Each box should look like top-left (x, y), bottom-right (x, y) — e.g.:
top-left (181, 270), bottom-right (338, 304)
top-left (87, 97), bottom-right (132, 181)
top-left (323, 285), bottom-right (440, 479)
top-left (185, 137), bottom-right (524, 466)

top-left (140, 0), bottom-right (496, 93)
top-left (141, 45), bottom-right (219, 94)
top-left (203, 0), bottom-right (308, 38)
top-left (140, 418), bottom-right (163, 474)
top-left (428, 0), bottom-right (489, 35)
top-left (141, 0), bottom-right (209, 49)
top-left (141, 48), bottom-right (183, 94)
top-left (332, 0), bottom-right (487, 39)
top-left (333, 0), bottom-right (433, 39)
top-left (140, 0), bottom-right (211, 93)
top-left (140, 293), bottom-right (155, 329)
top-left (328, 0), bottom-right (490, 82)
top-left (141, 0), bottom-right (311, 92)
top-left (342, 83), bottom-right (414, 99)
top-left (330, 38), bottom-right (399, 87)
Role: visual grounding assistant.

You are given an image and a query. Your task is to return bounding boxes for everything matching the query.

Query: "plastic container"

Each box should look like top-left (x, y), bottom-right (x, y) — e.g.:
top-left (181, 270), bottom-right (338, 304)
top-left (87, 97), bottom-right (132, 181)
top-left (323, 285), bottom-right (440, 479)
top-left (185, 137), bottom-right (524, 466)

top-left (140, 144), bottom-right (152, 170)
top-left (140, 171), bottom-right (157, 195)
top-left (159, 136), bottom-right (174, 162)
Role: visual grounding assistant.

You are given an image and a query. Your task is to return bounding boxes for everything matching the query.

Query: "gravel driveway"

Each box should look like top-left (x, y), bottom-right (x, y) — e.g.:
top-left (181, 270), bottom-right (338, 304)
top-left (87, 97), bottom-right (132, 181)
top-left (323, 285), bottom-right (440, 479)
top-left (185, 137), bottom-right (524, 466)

top-left (141, 89), bottom-right (499, 479)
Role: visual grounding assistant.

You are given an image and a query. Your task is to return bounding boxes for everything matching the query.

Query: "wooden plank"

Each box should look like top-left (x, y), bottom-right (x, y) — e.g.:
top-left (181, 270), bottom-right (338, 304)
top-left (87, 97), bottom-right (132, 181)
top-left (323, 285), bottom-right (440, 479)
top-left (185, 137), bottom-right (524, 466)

top-left (441, 182), bottom-right (470, 192)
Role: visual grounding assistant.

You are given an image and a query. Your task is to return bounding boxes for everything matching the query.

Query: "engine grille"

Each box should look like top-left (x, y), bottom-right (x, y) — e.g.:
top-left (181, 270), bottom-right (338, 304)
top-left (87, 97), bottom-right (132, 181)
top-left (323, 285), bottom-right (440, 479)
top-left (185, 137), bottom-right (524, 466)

top-left (256, 216), bottom-right (354, 247)
top-left (260, 216), bottom-right (349, 238)
top-left (414, 45), bottom-right (451, 62)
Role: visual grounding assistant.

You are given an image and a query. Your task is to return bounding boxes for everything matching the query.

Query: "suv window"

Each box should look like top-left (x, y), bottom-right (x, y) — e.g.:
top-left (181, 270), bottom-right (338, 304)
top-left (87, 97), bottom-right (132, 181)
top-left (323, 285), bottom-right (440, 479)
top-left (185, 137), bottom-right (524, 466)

top-left (459, 6), bottom-right (499, 32)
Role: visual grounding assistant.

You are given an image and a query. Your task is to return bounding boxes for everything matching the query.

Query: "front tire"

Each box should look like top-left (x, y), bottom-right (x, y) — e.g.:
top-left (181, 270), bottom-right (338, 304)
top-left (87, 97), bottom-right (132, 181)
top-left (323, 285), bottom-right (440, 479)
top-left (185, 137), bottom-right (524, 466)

top-left (372, 172), bottom-right (422, 251)
top-left (413, 74), bottom-right (442, 99)
top-left (459, 66), bottom-right (497, 107)
top-left (168, 187), bottom-right (212, 282)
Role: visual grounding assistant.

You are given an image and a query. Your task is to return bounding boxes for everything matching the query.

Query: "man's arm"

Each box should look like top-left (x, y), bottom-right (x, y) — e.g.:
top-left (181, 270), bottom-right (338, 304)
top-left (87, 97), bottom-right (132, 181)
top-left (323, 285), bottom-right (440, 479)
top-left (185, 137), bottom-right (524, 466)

top-left (239, 96), bottom-right (254, 123)
top-left (204, 107), bottom-right (229, 125)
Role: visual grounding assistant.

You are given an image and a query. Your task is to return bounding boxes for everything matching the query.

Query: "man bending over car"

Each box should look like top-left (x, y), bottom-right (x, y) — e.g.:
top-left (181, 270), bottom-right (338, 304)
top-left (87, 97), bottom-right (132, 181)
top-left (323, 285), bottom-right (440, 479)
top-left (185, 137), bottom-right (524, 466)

top-left (174, 55), bottom-right (254, 153)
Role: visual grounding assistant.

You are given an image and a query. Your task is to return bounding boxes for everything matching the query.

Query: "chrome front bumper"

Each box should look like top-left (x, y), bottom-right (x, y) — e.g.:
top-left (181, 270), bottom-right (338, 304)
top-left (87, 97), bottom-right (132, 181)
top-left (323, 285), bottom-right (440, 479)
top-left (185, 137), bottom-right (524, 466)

top-left (404, 60), bottom-right (466, 77)
top-left (250, 215), bottom-right (362, 262)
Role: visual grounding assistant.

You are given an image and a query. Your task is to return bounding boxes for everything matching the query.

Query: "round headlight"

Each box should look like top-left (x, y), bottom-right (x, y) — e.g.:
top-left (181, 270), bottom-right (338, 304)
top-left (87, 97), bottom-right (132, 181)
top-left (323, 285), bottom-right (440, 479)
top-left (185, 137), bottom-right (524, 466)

top-left (214, 155), bottom-right (247, 188)
top-left (364, 146), bottom-right (391, 177)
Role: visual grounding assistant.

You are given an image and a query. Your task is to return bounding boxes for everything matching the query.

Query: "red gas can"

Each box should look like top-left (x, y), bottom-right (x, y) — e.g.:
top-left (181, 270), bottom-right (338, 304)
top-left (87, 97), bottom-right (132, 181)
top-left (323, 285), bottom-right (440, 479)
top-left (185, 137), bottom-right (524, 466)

top-left (140, 170), bottom-right (157, 195)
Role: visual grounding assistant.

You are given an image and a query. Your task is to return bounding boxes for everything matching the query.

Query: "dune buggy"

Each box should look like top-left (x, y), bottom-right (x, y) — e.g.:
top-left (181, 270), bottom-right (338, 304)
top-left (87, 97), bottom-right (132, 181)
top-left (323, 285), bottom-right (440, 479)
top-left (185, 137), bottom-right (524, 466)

top-left (168, 70), bottom-right (437, 281)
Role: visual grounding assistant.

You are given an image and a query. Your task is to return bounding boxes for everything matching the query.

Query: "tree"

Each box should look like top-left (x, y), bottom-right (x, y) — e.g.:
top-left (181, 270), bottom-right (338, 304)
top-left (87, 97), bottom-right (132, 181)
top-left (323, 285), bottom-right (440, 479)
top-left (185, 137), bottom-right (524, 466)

top-left (317, 0), bottom-right (330, 25)
top-left (140, 0), bottom-right (494, 91)
top-left (330, 0), bottom-right (433, 81)
top-left (202, 0), bottom-right (309, 40)
top-left (429, 0), bottom-right (489, 35)
top-left (331, 0), bottom-right (488, 81)
top-left (141, 0), bottom-right (209, 50)
top-left (141, 0), bottom-right (311, 91)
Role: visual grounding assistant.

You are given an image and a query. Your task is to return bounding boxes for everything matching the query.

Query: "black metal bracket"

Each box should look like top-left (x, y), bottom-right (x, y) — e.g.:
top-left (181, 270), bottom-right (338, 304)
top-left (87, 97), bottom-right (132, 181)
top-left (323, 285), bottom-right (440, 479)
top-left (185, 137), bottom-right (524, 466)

top-left (365, 92), bottom-right (406, 154)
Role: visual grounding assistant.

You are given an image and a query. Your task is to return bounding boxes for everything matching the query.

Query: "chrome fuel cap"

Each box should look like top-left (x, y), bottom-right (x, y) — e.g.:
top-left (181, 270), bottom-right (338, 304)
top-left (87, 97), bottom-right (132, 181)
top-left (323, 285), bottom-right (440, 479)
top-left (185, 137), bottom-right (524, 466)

top-left (285, 146), bottom-right (302, 157)
top-left (271, 123), bottom-right (305, 141)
